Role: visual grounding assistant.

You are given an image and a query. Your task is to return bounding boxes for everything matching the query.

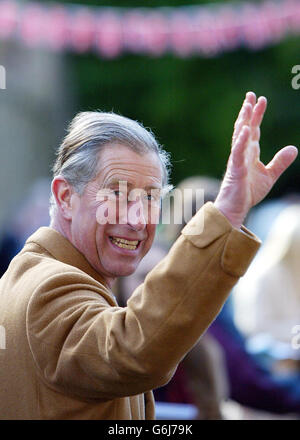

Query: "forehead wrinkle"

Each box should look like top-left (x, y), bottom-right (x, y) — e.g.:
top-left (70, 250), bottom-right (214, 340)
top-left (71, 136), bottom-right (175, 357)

top-left (98, 163), bottom-right (162, 189)
top-left (93, 145), bottom-right (163, 190)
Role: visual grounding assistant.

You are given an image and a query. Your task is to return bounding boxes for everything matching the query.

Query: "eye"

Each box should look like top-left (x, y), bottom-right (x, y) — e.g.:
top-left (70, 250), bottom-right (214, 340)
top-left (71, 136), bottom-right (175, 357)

top-left (145, 193), bottom-right (154, 201)
top-left (145, 191), bottom-right (161, 202)
top-left (111, 189), bottom-right (127, 198)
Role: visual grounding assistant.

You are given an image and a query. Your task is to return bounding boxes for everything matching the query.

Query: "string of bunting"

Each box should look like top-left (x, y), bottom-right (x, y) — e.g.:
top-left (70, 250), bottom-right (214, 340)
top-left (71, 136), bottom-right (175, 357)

top-left (0, 0), bottom-right (299, 58)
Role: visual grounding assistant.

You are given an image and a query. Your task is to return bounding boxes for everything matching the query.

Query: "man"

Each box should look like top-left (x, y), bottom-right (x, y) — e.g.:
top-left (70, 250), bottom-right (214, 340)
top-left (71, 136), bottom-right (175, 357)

top-left (0, 92), bottom-right (297, 419)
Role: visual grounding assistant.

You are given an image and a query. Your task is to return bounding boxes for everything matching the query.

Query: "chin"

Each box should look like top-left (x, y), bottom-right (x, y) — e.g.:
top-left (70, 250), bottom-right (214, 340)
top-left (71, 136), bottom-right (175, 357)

top-left (113, 265), bottom-right (138, 278)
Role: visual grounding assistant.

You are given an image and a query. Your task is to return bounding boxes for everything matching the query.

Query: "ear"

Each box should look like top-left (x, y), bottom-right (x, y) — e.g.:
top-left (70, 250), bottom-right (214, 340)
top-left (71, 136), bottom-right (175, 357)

top-left (51, 176), bottom-right (74, 220)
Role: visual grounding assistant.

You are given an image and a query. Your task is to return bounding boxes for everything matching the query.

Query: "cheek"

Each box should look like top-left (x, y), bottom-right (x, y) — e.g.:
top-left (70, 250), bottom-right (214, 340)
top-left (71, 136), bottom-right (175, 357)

top-left (148, 203), bottom-right (161, 225)
top-left (96, 201), bottom-right (118, 225)
top-left (143, 225), bottom-right (157, 252)
top-left (73, 203), bottom-right (99, 244)
top-left (95, 224), bottom-right (111, 261)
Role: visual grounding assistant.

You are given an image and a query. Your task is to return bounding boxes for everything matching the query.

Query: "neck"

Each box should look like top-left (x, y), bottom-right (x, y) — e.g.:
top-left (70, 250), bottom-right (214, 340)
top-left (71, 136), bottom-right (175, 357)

top-left (49, 214), bottom-right (71, 242)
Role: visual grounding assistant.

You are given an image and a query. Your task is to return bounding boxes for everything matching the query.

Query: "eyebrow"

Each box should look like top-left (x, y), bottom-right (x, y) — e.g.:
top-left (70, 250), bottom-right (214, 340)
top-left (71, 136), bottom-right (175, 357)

top-left (103, 179), bottom-right (162, 191)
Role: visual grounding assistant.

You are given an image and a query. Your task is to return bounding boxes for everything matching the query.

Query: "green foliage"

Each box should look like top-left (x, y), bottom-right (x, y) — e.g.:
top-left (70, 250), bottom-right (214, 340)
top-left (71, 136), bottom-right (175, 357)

top-left (55, 0), bottom-right (300, 198)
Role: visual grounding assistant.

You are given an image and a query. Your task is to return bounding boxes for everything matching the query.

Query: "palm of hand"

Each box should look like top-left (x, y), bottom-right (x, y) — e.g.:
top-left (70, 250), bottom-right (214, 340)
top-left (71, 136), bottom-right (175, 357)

top-left (215, 92), bottom-right (298, 228)
top-left (245, 135), bottom-right (274, 207)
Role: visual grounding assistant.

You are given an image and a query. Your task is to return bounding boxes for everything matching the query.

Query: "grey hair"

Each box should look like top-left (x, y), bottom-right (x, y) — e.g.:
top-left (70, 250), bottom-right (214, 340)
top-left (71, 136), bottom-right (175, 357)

top-left (49, 111), bottom-right (172, 218)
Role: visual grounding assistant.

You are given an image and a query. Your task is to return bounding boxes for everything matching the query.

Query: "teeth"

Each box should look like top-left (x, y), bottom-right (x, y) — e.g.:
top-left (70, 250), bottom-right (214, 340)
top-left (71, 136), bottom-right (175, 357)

top-left (116, 238), bottom-right (138, 245)
top-left (110, 237), bottom-right (139, 250)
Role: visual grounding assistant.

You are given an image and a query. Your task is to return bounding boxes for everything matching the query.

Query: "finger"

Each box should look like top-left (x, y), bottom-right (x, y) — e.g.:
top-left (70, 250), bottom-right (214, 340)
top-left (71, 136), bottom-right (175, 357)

top-left (231, 126), bottom-right (251, 168)
top-left (245, 91), bottom-right (257, 107)
top-left (235, 92), bottom-right (256, 124)
top-left (232, 92), bottom-right (256, 143)
top-left (266, 145), bottom-right (298, 182)
top-left (232, 103), bottom-right (253, 145)
top-left (247, 97), bottom-right (267, 143)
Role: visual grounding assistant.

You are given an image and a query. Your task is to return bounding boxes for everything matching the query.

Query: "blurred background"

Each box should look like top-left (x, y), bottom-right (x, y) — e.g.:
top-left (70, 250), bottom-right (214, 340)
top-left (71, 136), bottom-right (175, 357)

top-left (0, 0), bottom-right (300, 420)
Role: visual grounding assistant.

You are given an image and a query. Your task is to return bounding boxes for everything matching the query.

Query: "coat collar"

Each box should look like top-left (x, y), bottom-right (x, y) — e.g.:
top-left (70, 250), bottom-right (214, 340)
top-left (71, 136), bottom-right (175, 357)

top-left (25, 227), bottom-right (111, 291)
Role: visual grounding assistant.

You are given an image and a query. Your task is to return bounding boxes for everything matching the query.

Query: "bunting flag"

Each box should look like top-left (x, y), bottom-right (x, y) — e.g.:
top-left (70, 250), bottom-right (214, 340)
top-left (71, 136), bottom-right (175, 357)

top-left (0, 0), bottom-right (299, 58)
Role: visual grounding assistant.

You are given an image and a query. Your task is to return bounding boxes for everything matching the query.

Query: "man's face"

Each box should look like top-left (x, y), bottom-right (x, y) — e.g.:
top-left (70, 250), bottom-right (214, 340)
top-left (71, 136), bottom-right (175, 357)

top-left (69, 144), bottom-right (163, 287)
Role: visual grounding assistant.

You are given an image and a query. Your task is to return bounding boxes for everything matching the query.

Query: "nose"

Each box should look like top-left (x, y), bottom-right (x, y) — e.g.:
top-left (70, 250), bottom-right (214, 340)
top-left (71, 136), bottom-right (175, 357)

top-left (127, 197), bottom-right (147, 231)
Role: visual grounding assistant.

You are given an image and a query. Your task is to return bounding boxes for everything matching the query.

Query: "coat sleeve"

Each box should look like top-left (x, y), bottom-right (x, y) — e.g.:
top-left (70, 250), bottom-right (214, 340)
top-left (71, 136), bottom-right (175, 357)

top-left (26, 202), bottom-right (261, 400)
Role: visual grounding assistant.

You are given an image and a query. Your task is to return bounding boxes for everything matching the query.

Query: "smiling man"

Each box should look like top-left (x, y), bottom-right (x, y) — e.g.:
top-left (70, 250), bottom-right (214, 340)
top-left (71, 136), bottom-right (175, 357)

top-left (51, 142), bottom-right (164, 284)
top-left (0, 92), bottom-right (297, 419)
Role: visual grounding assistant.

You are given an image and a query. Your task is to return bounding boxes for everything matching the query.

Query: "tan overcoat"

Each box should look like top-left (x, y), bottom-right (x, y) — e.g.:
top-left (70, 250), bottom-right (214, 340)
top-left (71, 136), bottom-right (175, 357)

top-left (0, 203), bottom-right (260, 419)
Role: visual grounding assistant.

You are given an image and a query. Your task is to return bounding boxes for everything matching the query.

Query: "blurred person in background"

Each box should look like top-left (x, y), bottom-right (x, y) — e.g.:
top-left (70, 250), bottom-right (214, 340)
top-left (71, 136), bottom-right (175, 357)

top-left (162, 176), bottom-right (300, 417)
top-left (0, 178), bottom-right (51, 277)
top-left (114, 242), bottom-right (229, 420)
top-left (0, 92), bottom-right (297, 419)
top-left (234, 204), bottom-right (300, 378)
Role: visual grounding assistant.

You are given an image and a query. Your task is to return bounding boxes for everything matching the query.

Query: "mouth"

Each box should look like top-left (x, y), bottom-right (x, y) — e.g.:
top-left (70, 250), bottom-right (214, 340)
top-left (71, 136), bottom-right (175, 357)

top-left (109, 236), bottom-right (140, 251)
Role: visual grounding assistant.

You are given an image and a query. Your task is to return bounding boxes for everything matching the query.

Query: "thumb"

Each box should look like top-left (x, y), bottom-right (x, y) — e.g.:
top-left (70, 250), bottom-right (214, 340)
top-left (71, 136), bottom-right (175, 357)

top-left (266, 145), bottom-right (298, 182)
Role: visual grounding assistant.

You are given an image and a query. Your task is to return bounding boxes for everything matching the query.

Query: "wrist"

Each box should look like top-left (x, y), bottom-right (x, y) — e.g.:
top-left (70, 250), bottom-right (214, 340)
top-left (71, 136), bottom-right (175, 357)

top-left (213, 199), bottom-right (244, 230)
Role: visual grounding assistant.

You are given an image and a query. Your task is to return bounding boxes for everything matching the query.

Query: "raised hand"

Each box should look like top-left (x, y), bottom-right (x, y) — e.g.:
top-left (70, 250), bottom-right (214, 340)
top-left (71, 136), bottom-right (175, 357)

top-left (214, 91), bottom-right (298, 229)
